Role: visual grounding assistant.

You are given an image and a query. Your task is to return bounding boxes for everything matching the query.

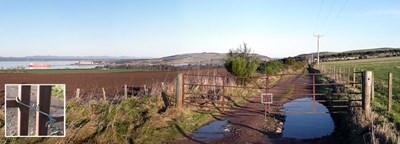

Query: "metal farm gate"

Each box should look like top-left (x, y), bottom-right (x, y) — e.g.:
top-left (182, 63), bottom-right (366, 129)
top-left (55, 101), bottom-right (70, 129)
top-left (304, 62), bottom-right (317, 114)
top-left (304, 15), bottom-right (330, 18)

top-left (180, 73), bottom-right (269, 115)
top-left (176, 70), bottom-right (368, 115)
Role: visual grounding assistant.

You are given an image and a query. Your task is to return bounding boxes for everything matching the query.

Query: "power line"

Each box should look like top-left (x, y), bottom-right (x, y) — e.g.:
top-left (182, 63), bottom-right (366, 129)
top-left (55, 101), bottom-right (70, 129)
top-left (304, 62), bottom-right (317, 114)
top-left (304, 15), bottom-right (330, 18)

top-left (312, 0), bottom-right (349, 66)
top-left (321, 0), bottom-right (336, 33)
top-left (314, 0), bottom-right (325, 34)
top-left (324, 0), bottom-right (350, 34)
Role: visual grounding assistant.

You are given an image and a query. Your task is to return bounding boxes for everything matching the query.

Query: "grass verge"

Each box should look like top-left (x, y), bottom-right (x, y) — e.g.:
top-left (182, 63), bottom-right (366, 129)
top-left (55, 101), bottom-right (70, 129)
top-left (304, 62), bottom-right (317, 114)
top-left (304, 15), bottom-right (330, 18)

top-left (0, 95), bottom-right (214, 143)
top-left (311, 65), bottom-right (400, 143)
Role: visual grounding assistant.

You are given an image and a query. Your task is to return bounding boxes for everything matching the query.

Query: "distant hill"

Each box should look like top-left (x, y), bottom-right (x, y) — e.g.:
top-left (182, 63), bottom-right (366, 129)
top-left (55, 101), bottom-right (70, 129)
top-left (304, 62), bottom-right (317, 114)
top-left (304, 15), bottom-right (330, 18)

top-left (296, 47), bottom-right (400, 62)
top-left (118, 52), bottom-right (270, 66)
top-left (0, 52), bottom-right (270, 66)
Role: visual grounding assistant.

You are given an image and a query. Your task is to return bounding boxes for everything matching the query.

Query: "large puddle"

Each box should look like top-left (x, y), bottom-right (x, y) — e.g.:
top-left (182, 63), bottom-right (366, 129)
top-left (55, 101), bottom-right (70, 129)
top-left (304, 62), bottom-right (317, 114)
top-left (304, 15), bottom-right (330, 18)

top-left (192, 120), bottom-right (230, 141)
top-left (282, 97), bottom-right (335, 139)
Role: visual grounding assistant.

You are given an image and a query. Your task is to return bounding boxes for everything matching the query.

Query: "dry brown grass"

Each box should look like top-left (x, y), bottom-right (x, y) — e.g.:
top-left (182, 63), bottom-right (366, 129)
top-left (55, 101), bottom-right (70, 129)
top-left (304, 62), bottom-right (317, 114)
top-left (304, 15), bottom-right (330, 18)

top-left (364, 110), bottom-right (399, 144)
top-left (0, 107), bottom-right (4, 143)
top-left (349, 97), bottom-right (400, 144)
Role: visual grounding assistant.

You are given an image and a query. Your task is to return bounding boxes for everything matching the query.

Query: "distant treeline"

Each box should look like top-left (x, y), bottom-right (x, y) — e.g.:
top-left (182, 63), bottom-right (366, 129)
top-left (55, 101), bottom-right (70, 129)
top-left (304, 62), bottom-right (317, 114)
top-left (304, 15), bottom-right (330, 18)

top-left (320, 49), bottom-right (400, 61)
top-left (99, 57), bottom-right (307, 75)
top-left (97, 63), bottom-right (224, 71)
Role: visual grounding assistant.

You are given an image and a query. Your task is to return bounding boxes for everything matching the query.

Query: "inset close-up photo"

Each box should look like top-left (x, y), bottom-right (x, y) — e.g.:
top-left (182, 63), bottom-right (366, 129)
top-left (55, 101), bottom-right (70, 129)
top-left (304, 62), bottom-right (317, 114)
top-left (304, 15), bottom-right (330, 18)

top-left (5, 84), bottom-right (65, 137)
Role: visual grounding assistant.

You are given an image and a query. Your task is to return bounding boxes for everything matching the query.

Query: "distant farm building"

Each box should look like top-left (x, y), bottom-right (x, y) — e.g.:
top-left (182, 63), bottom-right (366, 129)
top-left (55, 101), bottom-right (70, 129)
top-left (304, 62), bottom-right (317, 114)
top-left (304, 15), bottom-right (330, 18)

top-left (79, 61), bottom-right (95, 65)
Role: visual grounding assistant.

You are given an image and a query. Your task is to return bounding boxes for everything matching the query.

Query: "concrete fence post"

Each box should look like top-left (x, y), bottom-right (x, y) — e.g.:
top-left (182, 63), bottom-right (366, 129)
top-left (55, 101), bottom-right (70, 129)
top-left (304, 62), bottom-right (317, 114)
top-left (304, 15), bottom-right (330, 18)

top-left (175, 73), bottom-right (183, 108)
top-left (371, 73), bottom-right (375, 101)
top-left (124, 85), bottom-right (128, 99)
top-left (143, 85), bottom-right (147, 95)
top-left (161, 82), bottom-right (165, 92)
top-left (76, 88), bottom-right (80, 99)
top-left (102, 87), bottom-right (106, 100)
top-left (388, 73), bottom-right (393, 112)
top-left (362, 71), bottom-right (372, 115)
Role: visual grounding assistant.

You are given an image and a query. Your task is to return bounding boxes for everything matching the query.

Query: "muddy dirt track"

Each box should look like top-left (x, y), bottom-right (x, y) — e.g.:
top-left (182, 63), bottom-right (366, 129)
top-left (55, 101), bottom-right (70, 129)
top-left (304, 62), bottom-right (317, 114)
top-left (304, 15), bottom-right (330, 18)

top-left (0, 69), bottom-right (227, 104)
top-left (174, 70), bottom-right (334, 144)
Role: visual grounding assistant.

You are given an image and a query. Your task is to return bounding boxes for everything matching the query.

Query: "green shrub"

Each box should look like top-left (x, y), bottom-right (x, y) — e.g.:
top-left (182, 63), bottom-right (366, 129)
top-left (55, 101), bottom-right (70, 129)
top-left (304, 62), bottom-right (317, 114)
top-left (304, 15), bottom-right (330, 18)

top-left (225, 43), bottom-right (259, 85)
top-left (259, 57), bottom-right (306, 75)
top-left (259, 60), bottom-right (284, 75)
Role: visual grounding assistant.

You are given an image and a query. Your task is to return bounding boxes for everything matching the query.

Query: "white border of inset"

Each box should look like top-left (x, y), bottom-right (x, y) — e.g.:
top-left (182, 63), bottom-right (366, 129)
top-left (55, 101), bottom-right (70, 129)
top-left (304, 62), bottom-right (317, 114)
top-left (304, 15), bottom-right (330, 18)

top-left (261, 93), bottom-right (273, 104)
top-left (4, 84), bottom-right (66, 137)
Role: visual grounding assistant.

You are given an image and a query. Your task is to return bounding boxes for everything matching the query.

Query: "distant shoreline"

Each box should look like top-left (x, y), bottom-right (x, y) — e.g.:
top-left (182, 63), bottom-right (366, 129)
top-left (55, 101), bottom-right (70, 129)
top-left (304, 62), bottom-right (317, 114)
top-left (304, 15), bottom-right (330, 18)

top-left (0, 60), bottom-right (102, 70)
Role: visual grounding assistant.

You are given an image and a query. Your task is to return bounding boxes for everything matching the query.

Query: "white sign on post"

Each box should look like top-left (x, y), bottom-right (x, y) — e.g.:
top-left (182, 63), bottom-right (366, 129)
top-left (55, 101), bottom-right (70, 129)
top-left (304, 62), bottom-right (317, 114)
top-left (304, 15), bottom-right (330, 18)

top-left (261, 93), bottom-right (273, 104)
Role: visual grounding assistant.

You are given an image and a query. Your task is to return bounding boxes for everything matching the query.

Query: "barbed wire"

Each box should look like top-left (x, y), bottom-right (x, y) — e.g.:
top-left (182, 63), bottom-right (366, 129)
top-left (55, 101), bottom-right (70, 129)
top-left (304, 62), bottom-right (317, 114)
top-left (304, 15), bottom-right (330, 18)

top-left (15, 97), bottom-right (56, 128)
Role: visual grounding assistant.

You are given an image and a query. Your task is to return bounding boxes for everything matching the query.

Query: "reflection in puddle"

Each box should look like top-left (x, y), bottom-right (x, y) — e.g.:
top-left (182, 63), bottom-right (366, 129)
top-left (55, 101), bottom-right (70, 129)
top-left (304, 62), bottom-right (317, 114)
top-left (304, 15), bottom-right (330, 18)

top-left (282, 97), bottom-right (335, 139)
top-left (193, 120), bottom-right (230, 141)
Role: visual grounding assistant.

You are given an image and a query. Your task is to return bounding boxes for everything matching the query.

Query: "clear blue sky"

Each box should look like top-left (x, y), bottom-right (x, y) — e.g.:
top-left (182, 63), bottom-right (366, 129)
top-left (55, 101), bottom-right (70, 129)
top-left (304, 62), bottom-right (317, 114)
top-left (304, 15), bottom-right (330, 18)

top-left (1, 0), bottom-right (399, 58)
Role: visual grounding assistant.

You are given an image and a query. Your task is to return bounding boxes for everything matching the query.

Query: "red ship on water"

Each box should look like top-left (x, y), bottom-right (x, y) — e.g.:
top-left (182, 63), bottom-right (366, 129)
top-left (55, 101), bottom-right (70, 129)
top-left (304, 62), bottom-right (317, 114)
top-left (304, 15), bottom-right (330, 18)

top-left (28, 63), bottom-right (51, 69)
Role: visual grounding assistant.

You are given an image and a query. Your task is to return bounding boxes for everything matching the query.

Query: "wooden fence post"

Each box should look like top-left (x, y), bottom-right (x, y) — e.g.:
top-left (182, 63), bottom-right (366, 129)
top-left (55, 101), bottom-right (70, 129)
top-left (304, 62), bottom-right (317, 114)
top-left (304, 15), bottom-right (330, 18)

top-left (17, 85), bottom-right (31, 136)
top-left (337, 67), bottom-right (339, 82)
top-left (221, 77), bottom-right (225, 112)
top-left (362, 71), bottom-right (372, 115)
top-left (175, 73), bottom-right (183, 108)
top-left (339, 67), bottom-right (343, 83)
top-left (36, 85), bottom-right (52, 136)
top-left (353, 67), bottom-right (356, 87)
top-left (124, 85), bottom-right (128, 99)
top-left (388, 73), bottom-right (393, 112)
top-left (333, 66), bottom-right (336, 80)
top-left (347, 67), bottom-right (350, 83)
top-left (76, 88), bottom-right (80, 99)
top-left (337, 67), bottom-right (339, 81)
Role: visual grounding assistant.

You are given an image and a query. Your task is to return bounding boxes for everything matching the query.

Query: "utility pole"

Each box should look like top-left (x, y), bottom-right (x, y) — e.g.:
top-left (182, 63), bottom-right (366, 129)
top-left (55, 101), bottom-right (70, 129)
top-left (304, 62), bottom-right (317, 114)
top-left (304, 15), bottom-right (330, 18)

top-left (314, 34), bottom-right (324, 67)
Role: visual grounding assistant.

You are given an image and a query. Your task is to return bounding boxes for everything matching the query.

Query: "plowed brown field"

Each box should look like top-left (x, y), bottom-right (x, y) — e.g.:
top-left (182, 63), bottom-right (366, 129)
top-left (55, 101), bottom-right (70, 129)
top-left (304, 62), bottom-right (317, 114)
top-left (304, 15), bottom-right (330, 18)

top-left (0, 69), bottom-right (227, 104)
